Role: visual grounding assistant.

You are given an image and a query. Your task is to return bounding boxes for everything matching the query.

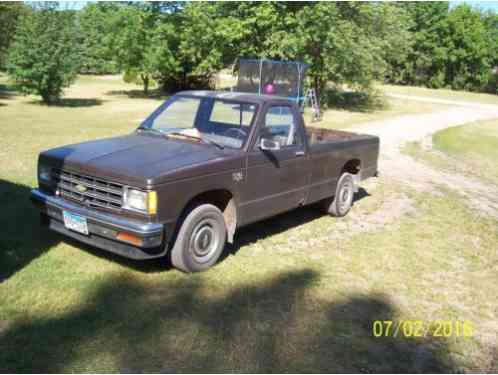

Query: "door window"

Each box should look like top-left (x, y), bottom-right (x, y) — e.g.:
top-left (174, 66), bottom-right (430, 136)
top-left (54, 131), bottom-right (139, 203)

top-left (257, 106), bottom-right (302, 148)
top-left (210, 101), bottom-right (256, 127)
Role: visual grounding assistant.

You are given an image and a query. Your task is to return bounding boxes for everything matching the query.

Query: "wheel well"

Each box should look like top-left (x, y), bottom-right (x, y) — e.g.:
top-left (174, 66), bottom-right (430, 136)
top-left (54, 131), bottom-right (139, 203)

top-left (181, 189), bottom-right (237, 243)
top-left (342, 159), bottom-right (361, 175)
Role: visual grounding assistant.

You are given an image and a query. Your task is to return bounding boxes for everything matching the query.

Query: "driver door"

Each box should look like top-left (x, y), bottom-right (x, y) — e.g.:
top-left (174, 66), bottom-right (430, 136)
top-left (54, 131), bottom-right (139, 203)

top-left (240, 104), bottom-right (309, 224)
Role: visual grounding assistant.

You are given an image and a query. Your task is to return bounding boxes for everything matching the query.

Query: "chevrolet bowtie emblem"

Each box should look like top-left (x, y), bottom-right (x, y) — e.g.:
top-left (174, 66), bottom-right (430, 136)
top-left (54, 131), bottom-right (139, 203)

top-left (75, 184), bottom-right (87, 193)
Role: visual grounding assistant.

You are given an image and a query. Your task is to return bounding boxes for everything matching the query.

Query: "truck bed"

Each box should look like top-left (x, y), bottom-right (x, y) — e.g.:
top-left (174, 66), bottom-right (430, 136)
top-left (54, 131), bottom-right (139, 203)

top-left (303, 126), bottom-right (380, 205)
top-left (306, 127), bottom-right (373, 145)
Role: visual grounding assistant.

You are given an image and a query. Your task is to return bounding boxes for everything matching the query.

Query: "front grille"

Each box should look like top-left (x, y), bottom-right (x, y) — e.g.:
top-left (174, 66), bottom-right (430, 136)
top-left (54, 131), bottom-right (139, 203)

top-left (52, 169), bottom-right (124, 211)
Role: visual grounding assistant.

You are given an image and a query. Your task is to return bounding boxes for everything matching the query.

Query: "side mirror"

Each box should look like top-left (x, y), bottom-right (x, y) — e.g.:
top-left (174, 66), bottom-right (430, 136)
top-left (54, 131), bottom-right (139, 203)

top-left (260, 138), bottom-right (280, 151)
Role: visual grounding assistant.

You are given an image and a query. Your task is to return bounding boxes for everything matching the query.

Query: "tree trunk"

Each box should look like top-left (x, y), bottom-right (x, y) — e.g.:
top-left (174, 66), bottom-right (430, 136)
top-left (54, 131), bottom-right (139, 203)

top-left (142, 74), bottom-right (149, 95)
top-left (314, 75), bottom-right (324, 105)
top-left (40, 89), bottom-right (55, 105)
top-left (40, 93), bottom-right (51, 104)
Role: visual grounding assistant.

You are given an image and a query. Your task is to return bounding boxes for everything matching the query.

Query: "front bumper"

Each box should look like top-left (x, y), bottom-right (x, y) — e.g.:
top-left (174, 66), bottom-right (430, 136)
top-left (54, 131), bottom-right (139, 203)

top-left (30, 188), bottom-right (167, 260)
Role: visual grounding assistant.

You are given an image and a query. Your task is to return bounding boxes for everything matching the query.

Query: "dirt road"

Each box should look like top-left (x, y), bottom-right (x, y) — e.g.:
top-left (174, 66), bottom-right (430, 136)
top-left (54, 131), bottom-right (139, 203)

top-left (351, 95), bottom-right (498, 218)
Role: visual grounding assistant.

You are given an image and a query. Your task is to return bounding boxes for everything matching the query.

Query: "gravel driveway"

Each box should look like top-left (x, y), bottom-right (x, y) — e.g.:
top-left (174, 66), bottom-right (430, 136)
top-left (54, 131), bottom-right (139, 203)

top-left (350, 94), bottom-right (498, 219)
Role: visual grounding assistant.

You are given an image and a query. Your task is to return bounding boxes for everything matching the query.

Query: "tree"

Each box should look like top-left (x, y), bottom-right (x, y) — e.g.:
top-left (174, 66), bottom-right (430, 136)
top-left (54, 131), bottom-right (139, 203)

top-left (443, 4), bottom-right (496, 91)
top-left (395, 2), bottom-right (450, 87)
top-left (145, 21), bottom-right (182, 91)
top-left (482, 11), bottom-right (498, 93)
top-left (176, 2), bottom-right (239, 88)
top-left (371, 3), bottom-right (414, 85)
top-left (109, 4), bottom-right (166, 93)
top-left (0, 3), bottom-right (30, 69)
top-left (7, 5), bottom-right (80, 104)
top-left (190, 2), bottom-right (411, 100)
top-left (78, 3), bottom-right (120, 74)
top-left (110, 2), bottom-right (228, 93)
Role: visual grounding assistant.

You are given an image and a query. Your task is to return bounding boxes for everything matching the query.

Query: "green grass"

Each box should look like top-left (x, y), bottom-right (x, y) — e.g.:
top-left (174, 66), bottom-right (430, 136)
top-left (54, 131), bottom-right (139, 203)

top-left (434, 121), bottom-right (498, 166)
top-left (1, 75), bottom-right (497, 372)
top-left (311, 97), bottom-right (448, 130)
top-left (383, 84), bottom-right (498, 105)
top-left (404, 119), bottom-right (498, 186)
top-left (0, 74), bottom-right (161, 186)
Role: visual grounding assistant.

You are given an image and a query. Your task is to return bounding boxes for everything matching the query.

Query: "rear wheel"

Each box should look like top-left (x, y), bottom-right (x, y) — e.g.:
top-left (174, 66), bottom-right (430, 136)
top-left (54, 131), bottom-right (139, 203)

top-left (323, 173), bottom-right (355, 217)
top-left (170, 204), bottom-right (227, 273)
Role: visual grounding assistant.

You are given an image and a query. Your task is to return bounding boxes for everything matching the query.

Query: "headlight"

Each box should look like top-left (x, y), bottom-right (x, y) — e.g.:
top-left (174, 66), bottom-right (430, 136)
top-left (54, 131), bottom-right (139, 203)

top-left (123, 188), bottom-right (157, 215)
top-left (38, 165), bottom-right (52, 183)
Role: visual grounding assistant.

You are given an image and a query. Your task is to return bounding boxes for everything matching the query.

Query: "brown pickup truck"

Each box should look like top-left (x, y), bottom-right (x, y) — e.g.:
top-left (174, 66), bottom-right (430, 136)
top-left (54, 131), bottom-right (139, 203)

top-left (31, 91), bottom-right (379, 272)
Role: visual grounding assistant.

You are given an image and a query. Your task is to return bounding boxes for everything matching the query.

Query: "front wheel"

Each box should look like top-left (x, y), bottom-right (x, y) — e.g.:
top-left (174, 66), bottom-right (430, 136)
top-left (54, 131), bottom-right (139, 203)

top-left (170, 204), bottom-right (227, 273)
top-left (322, 173), bottom-right (355, 217)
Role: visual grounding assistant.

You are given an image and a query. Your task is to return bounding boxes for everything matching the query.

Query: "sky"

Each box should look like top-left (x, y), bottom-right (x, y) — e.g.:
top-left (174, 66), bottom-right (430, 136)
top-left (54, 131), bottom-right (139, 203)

top-left (55, 0), bottom-right (498, 12)
top-left (450, 0), bottom-right (498, 11)
top-left (57, 1), bottom-right (89, 11)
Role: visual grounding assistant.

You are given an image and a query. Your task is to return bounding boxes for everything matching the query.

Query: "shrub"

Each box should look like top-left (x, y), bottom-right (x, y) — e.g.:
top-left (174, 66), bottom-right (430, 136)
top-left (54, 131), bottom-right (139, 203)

top-left (6, 7), bottom-right (80, 104)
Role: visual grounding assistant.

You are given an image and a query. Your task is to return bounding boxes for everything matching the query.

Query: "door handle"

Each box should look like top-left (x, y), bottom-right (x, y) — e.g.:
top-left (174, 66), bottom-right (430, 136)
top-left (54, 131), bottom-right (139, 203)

top-left (295, 150), bottom-right (305, 157)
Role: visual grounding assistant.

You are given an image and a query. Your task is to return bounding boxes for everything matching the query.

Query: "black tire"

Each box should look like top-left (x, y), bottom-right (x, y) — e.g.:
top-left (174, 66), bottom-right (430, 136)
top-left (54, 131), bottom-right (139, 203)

top-left (323, 173), bottom-right (355, 217)
top-left (170, 204), bottom-right (227, 273)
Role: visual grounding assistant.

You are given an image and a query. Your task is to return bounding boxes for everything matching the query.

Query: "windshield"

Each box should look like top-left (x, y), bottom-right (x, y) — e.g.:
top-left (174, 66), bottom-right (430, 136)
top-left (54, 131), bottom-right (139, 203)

top-left (140, 95), bottom-right (258, 149)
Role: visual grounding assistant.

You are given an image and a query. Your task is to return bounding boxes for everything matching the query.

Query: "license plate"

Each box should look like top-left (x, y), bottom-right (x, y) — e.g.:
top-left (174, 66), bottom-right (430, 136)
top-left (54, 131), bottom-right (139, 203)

top-left (63, 211), bottom-right (88, 235)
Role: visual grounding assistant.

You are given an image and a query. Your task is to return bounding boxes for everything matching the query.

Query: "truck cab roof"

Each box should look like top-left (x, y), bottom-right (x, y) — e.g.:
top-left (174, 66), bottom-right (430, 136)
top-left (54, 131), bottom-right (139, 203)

top-left (177, 90), bottom-right (298, 106)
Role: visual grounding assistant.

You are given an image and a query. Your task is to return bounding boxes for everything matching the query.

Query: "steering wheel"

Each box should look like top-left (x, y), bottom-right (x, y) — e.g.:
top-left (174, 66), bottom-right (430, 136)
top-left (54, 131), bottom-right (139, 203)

top-left (222, 128), bottom-right (247, 139)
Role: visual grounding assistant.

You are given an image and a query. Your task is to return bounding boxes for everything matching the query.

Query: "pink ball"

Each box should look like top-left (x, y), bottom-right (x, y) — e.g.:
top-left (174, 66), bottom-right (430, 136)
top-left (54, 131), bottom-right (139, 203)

top-left (264, 83), bottom-right (275, 95)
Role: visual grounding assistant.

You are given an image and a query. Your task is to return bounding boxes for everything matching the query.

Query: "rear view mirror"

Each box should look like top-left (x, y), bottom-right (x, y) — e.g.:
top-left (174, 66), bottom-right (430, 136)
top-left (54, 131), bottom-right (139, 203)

top-left (260, 138), bottom-right (280, 151)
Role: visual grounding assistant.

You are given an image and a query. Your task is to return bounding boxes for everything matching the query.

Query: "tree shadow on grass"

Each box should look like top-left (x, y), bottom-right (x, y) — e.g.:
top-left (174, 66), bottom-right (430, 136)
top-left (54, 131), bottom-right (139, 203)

top-left (28, 98), bottom-right (104, 107)
top-left (0, 179), bottom-right (60, 283)
top-left (0, 268), bottom-right (462, 372)
top-left (324, 89), bottom-right (387, 113)
top-left (65, 236), bottom-right (171, 274)
top-left (0, 83), bottom-right (16, 101)
top-left (226, 187), bottom-right (370, 258)
top-left (105, 89), bottom-right (169, 100)
top-left (0, 177), bottom-right (168, 282)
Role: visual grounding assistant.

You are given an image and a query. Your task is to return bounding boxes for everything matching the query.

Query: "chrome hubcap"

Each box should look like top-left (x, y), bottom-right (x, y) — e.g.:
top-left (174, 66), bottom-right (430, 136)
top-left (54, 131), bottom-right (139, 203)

top-left (190, 218), bottom-right (219, 263)
top-left (338, 180), bottom-right (353, 213)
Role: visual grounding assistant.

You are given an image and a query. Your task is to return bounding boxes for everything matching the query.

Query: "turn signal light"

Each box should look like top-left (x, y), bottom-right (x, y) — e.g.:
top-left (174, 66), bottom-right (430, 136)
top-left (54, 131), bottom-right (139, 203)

top-left (148, 191), bottom-right (158, 215)
top-left (116, 232), bottom-right (143, 247)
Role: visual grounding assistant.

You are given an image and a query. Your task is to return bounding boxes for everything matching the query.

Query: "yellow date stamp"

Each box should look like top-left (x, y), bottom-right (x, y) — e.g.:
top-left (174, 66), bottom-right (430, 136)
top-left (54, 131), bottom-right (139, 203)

top-left (372, 320), bottom-right (474, 338)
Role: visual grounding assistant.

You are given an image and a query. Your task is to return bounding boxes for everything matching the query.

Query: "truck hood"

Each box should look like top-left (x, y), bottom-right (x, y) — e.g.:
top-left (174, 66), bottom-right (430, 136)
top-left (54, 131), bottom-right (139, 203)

top-left (39, 133), bottom-right (242, 187)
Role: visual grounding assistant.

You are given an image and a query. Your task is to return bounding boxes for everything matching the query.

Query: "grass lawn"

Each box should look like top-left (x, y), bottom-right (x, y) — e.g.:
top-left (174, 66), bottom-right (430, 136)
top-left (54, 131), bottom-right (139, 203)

top-left (404, 119), bottom-right (498, 187)
top-left (1, 75), bottom-right (497, 372)
top-left (383, 84), bottom-right (498, 106)
top-left (312, 97), bottom-right (448, 130)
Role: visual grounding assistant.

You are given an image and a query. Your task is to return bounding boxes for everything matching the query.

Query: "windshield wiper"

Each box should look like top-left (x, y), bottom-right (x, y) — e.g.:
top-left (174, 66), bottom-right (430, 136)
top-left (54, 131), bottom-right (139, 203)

top-left (202, 136), bottom-right (225, 150)
top-left (137, 127), bottom-right (165, 136)
top-left (166, 132), bottom-right (224, 150)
